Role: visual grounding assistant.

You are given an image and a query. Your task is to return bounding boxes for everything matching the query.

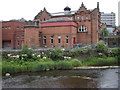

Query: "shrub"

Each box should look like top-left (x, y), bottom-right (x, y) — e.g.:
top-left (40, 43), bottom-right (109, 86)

top-left (68, 59), bottom-right (82, 67)
top-left (96, 41), bottom-right (108, 54)
top-left (49, 48), bottom-right (64, 60)
top-left (111, 48), bottom-right (119, 57)
top-left (66, 48), bottom-right (83, 57)
top-left (55, 61), bottom-right (73, 70)
top-left (32, 61), bottom-right (55, 71)
top-left (18, 44), bottom-right (33, 61)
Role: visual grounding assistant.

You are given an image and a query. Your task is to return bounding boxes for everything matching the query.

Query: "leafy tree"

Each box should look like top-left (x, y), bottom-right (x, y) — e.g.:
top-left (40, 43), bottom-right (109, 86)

top-left (100, 28), bottom-right (109, 37)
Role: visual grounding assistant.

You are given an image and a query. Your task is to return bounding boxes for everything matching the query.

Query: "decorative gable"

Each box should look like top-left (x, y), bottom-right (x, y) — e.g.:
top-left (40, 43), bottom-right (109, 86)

top-left (77, 2), bottom-right (87, 14)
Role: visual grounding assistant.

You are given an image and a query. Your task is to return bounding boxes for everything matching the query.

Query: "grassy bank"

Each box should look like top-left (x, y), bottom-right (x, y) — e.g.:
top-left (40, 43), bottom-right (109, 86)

top-left (2, 57), bottom-right (118, 75)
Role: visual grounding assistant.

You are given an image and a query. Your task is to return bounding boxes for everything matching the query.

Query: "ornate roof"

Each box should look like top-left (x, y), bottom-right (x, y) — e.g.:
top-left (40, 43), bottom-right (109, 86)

top-left (64, 6), bottom-right (71, 11)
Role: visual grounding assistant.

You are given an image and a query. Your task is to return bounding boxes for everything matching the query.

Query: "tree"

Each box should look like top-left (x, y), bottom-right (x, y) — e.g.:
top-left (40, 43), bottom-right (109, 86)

top-left (100, 28), bottom-right (109, 37)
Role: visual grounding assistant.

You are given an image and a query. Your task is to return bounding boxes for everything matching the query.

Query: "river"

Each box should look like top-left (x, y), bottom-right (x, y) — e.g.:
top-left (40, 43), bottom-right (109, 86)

top-left (2, 68), bottom-right (119, 88)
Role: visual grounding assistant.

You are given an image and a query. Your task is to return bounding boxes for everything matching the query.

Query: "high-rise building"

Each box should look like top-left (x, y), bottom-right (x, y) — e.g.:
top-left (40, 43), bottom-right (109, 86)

top-left (118, 1), bottom-right (120, 26)
top-left (101, 12), bottom-right (116, 26)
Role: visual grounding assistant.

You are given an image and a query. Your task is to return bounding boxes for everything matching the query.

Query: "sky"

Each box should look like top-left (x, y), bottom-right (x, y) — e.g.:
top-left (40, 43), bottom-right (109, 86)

top-left (0, 0), bottom-right (119, 26)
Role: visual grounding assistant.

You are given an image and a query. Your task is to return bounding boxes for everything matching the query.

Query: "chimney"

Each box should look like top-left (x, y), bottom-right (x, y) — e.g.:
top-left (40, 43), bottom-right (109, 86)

top-left (97, 2), bottom-right (99, 9)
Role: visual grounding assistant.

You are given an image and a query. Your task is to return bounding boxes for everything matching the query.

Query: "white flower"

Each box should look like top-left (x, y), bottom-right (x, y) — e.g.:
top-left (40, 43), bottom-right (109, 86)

top-left (98, 53), bottom-right (102, 56)
top-left (37, 55), bottom-right (41, 57)
top-left (10, 56), bottom-right (16, 58)
top-left (7, 54), bottom-right (11, 57)
top-left (68, 57), bottom-right (71, 59)
top-left (16, 55), bottom-right (19, 58)
top-left (22, 54), bottom-right (27, 56)
top-left (61, 48), bottom-right (65, 51)
top-left (42, 52), bottom-right (44, 54)
top-left (43, 57), bottom-right (47, 59)
top-left (64, 56), bottom-right (67, 59)
top-left (32, 54), bottom-right (35, 56)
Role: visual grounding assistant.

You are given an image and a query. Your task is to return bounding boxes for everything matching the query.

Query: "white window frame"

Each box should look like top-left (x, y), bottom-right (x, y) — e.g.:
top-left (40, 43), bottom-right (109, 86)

top-left (78, 25), bottom-right (87, 32)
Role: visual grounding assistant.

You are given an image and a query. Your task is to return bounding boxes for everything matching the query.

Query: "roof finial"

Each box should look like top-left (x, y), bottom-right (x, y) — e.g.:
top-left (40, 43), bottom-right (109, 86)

top-left (81, 2), bottom-right (84, 7)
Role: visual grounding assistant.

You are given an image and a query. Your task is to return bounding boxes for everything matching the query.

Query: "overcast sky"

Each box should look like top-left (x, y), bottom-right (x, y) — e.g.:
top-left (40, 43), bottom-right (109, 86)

top-left (0, 0), bottom-right (119, 25)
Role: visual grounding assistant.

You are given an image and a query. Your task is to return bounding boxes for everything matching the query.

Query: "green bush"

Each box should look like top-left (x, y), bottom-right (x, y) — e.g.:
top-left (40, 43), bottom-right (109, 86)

top-left (32, 61), bottom-right (55, 71)
top-left (111, 48), bottom-right (119, 57)
top-left (96, 41), bottom-right (108, 54)
top-left (68, 59), bottom-right (82, 67)
top-left (66, 48), bottom-right (83, 57)
top-left (18, 44), bottom-right (33, 61)
top-left (49, 48), bottom-right (64, 60)
top-left (55, 61), bottom-right (73, 70)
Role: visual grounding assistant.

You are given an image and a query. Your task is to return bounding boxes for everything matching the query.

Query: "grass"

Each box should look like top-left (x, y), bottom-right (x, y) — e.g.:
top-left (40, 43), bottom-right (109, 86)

top-left (82, 57), bottom-right (118, 66)
top-left (2, 57), bottom-right (118, 75)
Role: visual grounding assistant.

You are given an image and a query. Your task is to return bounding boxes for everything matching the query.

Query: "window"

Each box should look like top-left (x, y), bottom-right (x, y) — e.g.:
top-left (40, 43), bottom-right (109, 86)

top-left (43, 36), bottom-right (46, 45)
top-left (17, 41), bottom-right (20, 46)
top-left (58, 36), bottom-right (61, 44)
top-left (78, 25), bottom-right (87, 32)
top-left (86, 16), bottom-right (88, 20)
top-left (39, 32), bottom-right (42, 37)
top-left (16, 26), bottom-right (20, 29)
top-left (82, 16), bottom-right (84, 20)
top-left (50, 36), bottom-right (54, 44)
top-left (66, 36), bottom-right (69, 43)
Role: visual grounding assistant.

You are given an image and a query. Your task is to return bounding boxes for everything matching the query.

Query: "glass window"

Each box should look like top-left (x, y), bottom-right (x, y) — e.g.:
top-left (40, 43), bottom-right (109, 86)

top-left (43, 36), bottom-right (46, 45)
top-left (58, 36), bottom-right (61, 43)
top-left (86, 16), bottom-right (88, 19)
top-left (78, 25), bottom-right (87, 32)
top-left (51, 36), bottom-right (54, 44)
top-left (82, 16), bottom-right (84, 20)
top-left (66, 36), bottom-right (69, 43)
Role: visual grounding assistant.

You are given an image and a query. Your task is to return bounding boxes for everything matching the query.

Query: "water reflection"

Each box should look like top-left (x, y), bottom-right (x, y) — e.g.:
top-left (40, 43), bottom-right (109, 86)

top-left (2, 68), bottom-right (119, 88)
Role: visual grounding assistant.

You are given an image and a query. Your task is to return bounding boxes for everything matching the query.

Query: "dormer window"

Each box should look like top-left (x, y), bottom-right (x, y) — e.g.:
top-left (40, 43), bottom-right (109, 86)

top-left (78, 25), bottom-right (87, 32)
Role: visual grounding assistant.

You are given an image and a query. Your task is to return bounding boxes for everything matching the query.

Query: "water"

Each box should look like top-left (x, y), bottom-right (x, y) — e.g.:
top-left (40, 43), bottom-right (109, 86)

top-left (2, 68), bottom-right (119, 88)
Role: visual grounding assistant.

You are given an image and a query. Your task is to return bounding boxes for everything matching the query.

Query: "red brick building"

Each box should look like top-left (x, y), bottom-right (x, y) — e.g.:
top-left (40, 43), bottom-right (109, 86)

top-left (27, 2), bottom-right (100, 48)
top-left (2, 2), bottom-right (101, 49)
top-left (2, 21), bottom-right (25, 49)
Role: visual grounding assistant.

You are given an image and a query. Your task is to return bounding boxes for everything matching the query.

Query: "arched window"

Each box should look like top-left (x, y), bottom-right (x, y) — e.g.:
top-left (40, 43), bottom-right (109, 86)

top-left (78, 25), bottom-right (87, 32)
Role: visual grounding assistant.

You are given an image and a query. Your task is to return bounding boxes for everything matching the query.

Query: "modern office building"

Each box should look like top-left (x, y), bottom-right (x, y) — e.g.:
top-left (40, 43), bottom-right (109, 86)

top-left (101, 12), bottom-right (116, 27)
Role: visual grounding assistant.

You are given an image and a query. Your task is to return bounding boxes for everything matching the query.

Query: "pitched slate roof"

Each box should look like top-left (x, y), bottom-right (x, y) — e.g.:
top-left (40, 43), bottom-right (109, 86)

top-left (43, 17), bottom-right (73, 22)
